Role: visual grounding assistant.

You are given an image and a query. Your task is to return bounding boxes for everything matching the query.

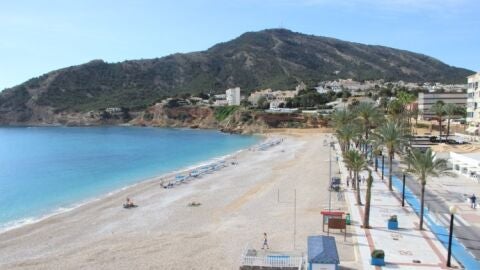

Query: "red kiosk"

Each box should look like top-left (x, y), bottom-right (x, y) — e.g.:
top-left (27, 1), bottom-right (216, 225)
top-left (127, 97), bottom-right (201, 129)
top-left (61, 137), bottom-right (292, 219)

top-left (320, 210), bottom-right (344, 232)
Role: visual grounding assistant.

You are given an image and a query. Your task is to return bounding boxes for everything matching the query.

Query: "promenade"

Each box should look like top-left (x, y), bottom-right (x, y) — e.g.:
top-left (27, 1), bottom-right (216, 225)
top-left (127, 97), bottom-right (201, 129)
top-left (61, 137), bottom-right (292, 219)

top-left (335, 143), bottom-right (462, 269)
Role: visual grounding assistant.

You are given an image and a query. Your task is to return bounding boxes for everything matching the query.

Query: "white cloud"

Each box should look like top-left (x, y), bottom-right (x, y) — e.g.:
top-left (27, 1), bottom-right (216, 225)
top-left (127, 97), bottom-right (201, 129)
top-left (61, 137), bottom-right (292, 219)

top-left (262, 0), bottom-right (472, 13)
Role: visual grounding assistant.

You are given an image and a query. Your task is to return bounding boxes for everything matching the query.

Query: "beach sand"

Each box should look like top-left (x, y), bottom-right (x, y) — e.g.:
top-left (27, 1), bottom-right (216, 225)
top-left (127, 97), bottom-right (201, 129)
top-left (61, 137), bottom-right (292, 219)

top-left (0, 130), bottom-right (358, 270)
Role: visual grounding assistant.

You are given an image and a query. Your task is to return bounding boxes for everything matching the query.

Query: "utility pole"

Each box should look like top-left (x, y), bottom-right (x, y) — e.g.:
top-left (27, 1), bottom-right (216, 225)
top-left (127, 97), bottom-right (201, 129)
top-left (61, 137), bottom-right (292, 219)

top-left (329, 141), bottom-right (333, 211)
top-left (293, 189), bottom-right (297, 249)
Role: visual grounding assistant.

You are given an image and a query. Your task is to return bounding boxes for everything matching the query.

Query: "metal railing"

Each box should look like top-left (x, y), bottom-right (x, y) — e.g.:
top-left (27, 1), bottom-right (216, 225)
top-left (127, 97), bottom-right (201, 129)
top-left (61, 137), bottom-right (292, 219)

top-left (241, 255), bottom-right (304, 268)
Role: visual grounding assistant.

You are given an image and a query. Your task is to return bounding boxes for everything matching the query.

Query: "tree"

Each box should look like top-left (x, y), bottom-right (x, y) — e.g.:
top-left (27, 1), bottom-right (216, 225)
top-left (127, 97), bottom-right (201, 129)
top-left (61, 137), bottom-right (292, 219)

top-left (336, 123), bottom-right (360, 152)
top-left (430, 101), bottom-right (445, 138)
top-left (331, 109), bottom-right (354, 130)
top-left (443, 104), bottom-right (458, 139)
top-left (387, 99), bottom-right (403, 120)
top-left (396, 91), bottom-right (416, 128)
top-left (354, 102), bottom-right (382, 139)
top-left (404, 148), bottom-right (448, 230)
top-left (257, 96), bottom-right (270, 109)
top-left (363, 169), bottom-right (374, 228)
top-left (196, 92), bottom-right (209, 100)
top-left (373, 120), bottom-right (405, 191)
top-left (343, 149), bottom-right (367, 205)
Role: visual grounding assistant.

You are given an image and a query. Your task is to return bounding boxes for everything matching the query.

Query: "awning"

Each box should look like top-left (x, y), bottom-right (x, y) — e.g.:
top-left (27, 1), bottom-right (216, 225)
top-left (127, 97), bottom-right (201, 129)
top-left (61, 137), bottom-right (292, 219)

top-left (308, 236), bottom-right (340, 264)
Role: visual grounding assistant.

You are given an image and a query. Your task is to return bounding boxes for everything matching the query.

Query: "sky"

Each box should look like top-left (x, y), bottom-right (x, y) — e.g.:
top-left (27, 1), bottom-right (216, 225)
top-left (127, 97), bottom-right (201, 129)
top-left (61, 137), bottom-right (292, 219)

top-left (1, 0), bottom-right (479, 90)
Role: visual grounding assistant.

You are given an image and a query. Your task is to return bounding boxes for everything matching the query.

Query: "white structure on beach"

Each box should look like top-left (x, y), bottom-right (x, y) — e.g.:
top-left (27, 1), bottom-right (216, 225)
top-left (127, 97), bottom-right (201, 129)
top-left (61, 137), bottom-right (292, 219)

top-left (449, 152), bottom-right (480, 182)
top-left (226, 87), bottom-right (241, 106)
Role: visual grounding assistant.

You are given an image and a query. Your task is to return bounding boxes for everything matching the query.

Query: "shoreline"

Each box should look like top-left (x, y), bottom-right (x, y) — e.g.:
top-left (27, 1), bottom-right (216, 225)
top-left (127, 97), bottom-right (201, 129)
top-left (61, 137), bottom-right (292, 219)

top-left (0, 129), bottom-right (350, 270)
top-left (0, 134), bottom-right (271, 235)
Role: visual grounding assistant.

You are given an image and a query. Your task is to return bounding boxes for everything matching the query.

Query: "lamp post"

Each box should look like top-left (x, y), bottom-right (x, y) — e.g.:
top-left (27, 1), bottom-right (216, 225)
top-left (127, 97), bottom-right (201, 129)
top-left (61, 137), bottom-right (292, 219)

top-left (447, 205), bottom-right (457, 267)
top-left (381, 155), bottom-right (385, 180)
top-left (402, 169), bottom-right (406, 207)
top-left (328, 141), bottom-right (333, 211)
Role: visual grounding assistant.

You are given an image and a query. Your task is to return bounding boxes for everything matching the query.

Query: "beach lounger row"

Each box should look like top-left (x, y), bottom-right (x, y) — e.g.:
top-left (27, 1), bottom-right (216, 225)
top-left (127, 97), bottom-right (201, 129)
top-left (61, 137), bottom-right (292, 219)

top-left (253, 138), bottom-right (283, 151)
top-left (160, 160), bottom-right (231, 188)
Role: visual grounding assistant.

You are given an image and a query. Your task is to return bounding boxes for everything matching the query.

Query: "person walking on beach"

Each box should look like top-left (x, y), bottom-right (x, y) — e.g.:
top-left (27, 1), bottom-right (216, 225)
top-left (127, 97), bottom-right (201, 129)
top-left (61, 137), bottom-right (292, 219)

top-left (471, 194), bottom-right (477, 209)
top-left (262, 233), bottom-right (269, 249)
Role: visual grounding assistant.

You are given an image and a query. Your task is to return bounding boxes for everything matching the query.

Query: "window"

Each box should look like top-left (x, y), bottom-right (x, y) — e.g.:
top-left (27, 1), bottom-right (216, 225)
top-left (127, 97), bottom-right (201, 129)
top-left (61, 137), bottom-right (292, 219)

top-left (467, 112), bottom-right (474, 118)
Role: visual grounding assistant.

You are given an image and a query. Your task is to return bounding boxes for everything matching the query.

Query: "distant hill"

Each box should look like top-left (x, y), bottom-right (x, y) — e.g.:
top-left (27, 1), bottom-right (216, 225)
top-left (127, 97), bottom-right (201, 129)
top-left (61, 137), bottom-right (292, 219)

top-left (0, 28), bottom-right (474, 124)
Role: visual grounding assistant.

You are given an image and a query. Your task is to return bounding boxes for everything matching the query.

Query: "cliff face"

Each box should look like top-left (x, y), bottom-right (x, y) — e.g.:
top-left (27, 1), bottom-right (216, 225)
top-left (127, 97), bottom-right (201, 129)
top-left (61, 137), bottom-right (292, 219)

top-left (0, 28), bottom-right (474, 125)
top-left (132, 105), bottom-right (218, 129)
top-left (129, 104), bottom-right (328, 134)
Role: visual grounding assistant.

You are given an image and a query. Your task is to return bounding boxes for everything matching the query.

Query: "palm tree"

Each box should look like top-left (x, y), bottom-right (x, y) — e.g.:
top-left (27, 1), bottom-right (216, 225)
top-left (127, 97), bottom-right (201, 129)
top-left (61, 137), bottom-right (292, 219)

top-left (336, 123), bottom-right (360, 152)
top-left (396, 91), bottom-right (416, 126)
top-left (343, 149), bottom-right (356, 188)
top-left (331, 109), bottom-right (354, 129)
top-left (404, 148), bottom-right (448, 230)
top-left (363, 169), bottom-right (373, 228)
top-left (443, 104), bottom-right (459, 139)
top-left (431, 101), bottom-right (445, 138)
top-left (373, 120), bottom-right (405, 191)
top-left (355, 102), bottom-right (381, 140)
top-left (344, 149), bottom-right (367, 205)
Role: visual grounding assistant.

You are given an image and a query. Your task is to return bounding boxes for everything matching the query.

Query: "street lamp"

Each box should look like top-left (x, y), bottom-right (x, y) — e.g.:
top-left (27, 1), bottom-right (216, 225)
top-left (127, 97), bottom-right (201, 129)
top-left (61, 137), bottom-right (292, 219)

top-left (447, 205), bottom-right (457, 267)
top-left (402, 169), bottom-right (406, 207)
top-left (328, 141), bottom-right (334, 211)
top-left (381, 155), bottom-right (385, 181)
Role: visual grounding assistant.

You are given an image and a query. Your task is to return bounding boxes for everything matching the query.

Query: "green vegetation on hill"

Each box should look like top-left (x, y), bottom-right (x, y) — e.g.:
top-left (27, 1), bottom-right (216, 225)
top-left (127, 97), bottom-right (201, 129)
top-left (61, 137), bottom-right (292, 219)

top-left (214, 106), bottom-right (239, 121)
top-left (0, 28), bottom-right (474, 124)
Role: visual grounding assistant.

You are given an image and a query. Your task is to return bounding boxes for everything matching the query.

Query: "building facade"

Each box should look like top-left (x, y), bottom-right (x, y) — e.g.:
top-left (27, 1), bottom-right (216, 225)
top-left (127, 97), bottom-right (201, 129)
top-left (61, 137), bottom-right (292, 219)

top-left (467, 73), bottom-right (480, 126)
top-left (418, 92), bottom-right (467, 120)
top-left (226, 87), bottom-right (241, 106)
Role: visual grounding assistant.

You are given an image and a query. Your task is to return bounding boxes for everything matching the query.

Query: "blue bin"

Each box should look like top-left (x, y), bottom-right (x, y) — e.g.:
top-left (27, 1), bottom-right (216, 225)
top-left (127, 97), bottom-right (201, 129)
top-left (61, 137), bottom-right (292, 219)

top-left (388, 220), bottom-right (398, 230)
top-left (371, 257), bottom-right (385, 266)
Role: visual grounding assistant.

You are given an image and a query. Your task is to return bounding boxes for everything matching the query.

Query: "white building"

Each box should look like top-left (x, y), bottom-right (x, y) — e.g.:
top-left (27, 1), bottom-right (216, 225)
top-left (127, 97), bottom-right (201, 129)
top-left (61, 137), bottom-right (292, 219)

top-left (467, 72), bottom-right (480, 129)
top-left (226, 87), bottom-right (241, 106)
top-left (417, 92), bottom-right (467, 120)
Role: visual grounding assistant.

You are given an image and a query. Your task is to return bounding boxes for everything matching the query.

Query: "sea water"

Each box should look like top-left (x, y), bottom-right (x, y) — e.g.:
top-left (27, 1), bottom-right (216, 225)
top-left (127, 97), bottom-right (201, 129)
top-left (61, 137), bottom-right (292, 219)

top-left (0, 127), bottom-right (259, 231)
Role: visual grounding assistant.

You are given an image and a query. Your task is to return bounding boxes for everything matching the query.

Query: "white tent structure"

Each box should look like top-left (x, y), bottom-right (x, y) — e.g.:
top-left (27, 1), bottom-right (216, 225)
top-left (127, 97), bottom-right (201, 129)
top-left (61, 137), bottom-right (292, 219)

top-left (450, 152), bottom-right (480, 183)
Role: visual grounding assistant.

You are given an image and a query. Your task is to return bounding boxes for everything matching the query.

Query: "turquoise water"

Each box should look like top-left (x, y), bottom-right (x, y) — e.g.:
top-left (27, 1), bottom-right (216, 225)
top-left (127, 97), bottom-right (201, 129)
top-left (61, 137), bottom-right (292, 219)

top-left (0, 127), bottom-right (259, 230)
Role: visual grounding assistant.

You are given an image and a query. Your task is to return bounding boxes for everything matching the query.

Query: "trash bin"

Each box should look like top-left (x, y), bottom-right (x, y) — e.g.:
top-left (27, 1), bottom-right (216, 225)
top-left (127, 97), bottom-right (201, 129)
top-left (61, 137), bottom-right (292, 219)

top-left (346, 213), bottom-right (351, 225)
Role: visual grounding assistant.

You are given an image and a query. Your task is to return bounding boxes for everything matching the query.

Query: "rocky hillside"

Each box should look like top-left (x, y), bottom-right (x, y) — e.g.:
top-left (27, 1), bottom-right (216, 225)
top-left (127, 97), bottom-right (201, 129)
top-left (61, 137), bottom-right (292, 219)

top-left (0, 28), bottom-right (474, 125)
top-left (130, 104), bottom-right (328, 134)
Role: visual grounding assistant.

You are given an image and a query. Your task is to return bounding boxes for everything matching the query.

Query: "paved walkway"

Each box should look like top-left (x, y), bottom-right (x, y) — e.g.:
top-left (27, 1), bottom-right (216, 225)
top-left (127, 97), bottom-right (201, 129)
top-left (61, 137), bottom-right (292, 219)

top-left (334, 144), bottom-right (460, 269)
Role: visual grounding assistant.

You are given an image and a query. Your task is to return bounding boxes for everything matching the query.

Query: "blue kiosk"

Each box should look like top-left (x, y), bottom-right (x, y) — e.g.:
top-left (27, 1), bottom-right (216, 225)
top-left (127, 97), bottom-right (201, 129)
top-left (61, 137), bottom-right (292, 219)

top-left (308, 235), bottom-right (340, 270)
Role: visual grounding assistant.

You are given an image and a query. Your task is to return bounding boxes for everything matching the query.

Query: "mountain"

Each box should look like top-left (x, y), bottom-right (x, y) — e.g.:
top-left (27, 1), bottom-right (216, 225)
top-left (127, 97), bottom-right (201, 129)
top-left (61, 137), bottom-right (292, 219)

top-left (0, 28), bottom-right (474, 124)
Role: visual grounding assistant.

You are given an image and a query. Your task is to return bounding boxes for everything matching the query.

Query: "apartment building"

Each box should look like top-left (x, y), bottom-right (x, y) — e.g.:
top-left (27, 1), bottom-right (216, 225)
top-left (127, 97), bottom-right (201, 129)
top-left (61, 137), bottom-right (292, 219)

top-left (226, 87), bottom-right (241, 106)
top-left (417, 92), bottom-right (467, 120)
top-left (467, 73), bottom-right (480, 128)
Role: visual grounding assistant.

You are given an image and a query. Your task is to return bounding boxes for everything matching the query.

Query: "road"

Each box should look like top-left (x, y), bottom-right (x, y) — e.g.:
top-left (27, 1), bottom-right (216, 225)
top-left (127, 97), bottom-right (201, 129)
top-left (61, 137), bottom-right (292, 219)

top-left (388, 158), bottom-right (480, 260)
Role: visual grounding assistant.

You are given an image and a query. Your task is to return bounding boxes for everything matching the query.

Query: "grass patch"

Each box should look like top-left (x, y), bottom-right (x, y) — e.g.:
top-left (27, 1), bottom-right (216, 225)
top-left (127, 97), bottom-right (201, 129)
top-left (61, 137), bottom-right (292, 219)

top-left (214, 106), bottom-right (239, 121)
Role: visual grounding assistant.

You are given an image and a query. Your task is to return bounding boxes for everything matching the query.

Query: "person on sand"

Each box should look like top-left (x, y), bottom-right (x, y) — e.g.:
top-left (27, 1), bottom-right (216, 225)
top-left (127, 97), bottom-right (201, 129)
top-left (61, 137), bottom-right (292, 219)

top-left (124, 197), bottom-right (135, 208)
top-left (471, 194), bottom-right (477, 209)
top-left (262, 233), bottom-right (269, 250)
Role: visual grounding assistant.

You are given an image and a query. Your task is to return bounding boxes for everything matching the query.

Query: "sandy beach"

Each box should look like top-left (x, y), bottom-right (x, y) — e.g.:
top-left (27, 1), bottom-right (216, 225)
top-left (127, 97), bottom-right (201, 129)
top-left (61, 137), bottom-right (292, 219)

top-left (0, 130), bottom-right (356, 270)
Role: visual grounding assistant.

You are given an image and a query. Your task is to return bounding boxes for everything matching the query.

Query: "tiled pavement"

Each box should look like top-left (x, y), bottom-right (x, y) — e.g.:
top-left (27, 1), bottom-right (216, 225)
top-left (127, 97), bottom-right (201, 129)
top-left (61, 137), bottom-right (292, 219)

top-left (334, 144), bottom-right (461, 269)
